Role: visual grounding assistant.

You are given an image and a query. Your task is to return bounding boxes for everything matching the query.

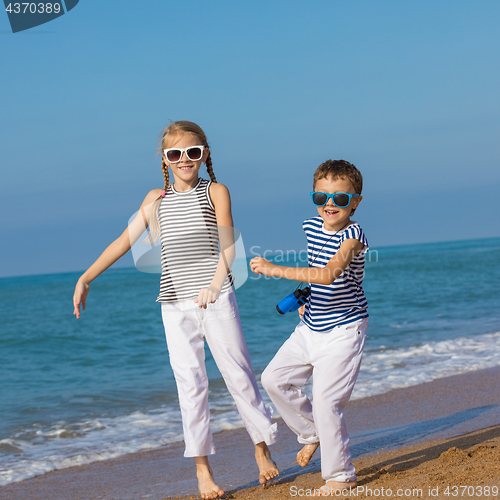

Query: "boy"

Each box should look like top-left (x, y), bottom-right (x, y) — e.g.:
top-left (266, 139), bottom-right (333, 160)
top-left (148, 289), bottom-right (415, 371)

top-left (250, 160), bottom-right (368, 495)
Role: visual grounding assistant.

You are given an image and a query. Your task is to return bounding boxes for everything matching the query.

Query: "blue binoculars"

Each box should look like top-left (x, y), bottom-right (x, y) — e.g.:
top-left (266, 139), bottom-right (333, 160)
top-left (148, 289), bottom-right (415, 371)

top-left (276, 287), bottom-right (311, 315)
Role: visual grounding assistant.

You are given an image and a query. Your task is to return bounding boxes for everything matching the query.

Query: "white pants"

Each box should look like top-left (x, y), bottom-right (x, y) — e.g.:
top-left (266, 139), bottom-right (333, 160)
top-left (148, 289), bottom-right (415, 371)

top-left (161, 289), bottom-right (277, 457)
top-left (262, 318), bottom-right (368, 483)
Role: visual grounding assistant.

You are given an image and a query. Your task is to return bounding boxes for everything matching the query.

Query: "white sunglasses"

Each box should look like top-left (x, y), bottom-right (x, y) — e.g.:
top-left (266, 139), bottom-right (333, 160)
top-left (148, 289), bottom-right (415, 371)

top-left (163, 145), bottom-right (205, 163)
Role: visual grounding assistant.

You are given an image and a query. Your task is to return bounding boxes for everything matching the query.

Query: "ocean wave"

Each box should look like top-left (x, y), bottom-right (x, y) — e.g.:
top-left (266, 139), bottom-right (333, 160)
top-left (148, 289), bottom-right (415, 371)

top-left (0, 392), bottom-right (246, 486)
top-left (353, 331), bottom-right (500, 399)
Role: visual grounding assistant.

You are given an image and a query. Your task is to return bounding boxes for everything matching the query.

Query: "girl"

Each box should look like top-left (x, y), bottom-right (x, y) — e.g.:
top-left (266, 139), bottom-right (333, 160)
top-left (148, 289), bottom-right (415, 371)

top-left (73, 121), bottom-right (279, 499)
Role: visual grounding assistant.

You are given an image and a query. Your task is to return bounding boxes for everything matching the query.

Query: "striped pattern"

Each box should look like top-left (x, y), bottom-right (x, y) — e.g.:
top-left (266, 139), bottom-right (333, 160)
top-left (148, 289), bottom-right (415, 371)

top-left (302, 217), bottom-right (369, 332)
top-left (156, 178), bottom-right (233, 303)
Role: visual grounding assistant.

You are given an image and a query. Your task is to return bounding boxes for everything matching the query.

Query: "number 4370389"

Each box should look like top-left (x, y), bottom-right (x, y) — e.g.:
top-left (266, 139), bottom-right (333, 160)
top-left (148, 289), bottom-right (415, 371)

top-left (5, 3), bottom-right (62, 14)
top-left (443, 485), bottom-right (498, 496)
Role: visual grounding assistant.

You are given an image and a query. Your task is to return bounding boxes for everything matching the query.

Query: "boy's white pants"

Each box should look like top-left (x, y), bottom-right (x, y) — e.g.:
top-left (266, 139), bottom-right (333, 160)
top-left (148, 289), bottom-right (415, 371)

top-left (262, 318), bottom-right (368, 483)
top-left (161, 289), bottom-right (277, 457)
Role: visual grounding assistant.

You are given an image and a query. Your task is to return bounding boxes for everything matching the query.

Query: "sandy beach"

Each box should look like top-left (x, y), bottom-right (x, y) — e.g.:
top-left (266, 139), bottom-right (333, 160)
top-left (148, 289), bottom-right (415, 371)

top-left (224, 425), bottom-right (500, 500)
top-left (1, 366), bottom-right (499, 500)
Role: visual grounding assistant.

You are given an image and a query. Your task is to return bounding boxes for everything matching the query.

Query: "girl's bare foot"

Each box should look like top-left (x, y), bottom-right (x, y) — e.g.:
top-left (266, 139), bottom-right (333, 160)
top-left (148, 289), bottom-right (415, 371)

top-left (194, 457), bottom-right (224, 499)
top-left (296, 443), bottom-right (319, 467)
top-left (313, 481), bottom-right (357, 496)
top-left (255, 442), bottom-right (279, 486)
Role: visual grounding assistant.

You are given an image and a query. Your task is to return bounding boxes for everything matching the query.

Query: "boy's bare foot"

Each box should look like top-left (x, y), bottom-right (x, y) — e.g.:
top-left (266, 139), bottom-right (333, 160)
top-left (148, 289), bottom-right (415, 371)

top-left (255, 442), bottom-right (279, 486)
top-left (195, 457), bottom-right (224, 499)
top-left (296, 443), bottom-right (319, 467)
top-left (313, 481), bottom-right (357, 496)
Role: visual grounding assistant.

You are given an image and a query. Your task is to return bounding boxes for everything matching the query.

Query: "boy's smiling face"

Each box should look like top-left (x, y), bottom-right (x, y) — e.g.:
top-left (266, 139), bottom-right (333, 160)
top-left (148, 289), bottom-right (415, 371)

top-left (314, 176), bottom-right (362, 232)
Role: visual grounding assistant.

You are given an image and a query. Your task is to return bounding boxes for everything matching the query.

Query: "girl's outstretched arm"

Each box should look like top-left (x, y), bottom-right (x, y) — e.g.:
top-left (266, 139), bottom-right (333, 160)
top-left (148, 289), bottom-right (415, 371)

top-left (73, 189), bottom-right (162, 318)
top-left (195, 182), bottom-right (235, 308)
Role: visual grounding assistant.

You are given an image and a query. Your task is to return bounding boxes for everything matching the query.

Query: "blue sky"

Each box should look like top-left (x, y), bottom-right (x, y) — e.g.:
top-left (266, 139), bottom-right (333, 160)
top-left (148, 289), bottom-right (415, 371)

top-left (1, 0), bottom-right (499, 277)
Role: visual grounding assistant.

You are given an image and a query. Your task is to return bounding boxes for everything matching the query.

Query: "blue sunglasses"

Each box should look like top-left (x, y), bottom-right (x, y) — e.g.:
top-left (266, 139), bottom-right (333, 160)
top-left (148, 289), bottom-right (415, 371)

top-left (310, 192), bottom-right (360, 208)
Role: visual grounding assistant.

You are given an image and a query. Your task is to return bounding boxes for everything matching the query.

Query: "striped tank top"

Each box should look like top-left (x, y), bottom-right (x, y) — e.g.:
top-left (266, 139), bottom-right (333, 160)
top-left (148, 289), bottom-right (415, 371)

top-left (156, 178), bottom-right (234, 303)
top-left (302, 217), bottom-right (369, 332)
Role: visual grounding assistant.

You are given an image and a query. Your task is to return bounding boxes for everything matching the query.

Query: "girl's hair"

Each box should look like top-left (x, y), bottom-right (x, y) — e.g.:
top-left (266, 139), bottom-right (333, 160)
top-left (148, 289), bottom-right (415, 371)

top-left (147, 121), bottom-right (216, 243)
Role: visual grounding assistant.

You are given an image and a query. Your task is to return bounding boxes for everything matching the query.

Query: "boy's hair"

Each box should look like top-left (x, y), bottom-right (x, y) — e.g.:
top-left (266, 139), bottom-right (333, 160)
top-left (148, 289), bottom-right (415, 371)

top-left (313, 160), bottom-right (363, 194)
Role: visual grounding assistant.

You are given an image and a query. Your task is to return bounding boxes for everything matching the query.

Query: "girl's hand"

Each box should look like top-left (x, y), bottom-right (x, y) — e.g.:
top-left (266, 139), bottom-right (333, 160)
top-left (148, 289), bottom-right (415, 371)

top-left (298, 304), bottom-right (305, 320)
top-left (73, 280), bottom-right (89, 319)
top-left (195, 286), bottom-right (220, 309)
top-left (250, 257), bottom-right (275, 277)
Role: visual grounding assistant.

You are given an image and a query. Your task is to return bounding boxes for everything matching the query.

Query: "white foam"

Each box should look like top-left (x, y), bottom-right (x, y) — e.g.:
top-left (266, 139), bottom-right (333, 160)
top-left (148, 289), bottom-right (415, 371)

top-left (0, 390), bottom-right (249, 486)
top-left (352, 331), bottom-right (500, 399)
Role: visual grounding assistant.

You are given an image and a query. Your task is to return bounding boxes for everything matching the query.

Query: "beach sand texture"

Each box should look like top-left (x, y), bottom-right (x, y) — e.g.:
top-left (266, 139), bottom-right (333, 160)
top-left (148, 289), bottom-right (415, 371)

top-left (227, 425), bottom-right (500, 500)
top-left (1, 366), bottom-right (499, 499)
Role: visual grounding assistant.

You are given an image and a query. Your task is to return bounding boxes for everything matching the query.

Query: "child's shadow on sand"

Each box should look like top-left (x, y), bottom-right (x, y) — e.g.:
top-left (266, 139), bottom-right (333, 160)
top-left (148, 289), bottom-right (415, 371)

top-left (356, 423), bottom-right (500, 485)
top-left (230, 405), bottom-right (500, 492)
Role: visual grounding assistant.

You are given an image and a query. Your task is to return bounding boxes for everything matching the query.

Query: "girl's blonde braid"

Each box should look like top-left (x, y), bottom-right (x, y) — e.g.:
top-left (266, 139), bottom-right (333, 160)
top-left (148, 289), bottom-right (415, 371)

top-left (206, 153), bottom-right (217, 183)
top-left (145, 157), bottom-right (168, 244)
top-left (161, 156), bottom-right (170, 194)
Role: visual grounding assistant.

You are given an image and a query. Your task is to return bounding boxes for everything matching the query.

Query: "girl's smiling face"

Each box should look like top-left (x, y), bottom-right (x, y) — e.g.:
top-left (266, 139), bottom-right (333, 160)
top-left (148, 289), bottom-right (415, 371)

top-left (163, 132), bottom-right (209, 191)
top-left (313, 176), bottom-right (362, 232)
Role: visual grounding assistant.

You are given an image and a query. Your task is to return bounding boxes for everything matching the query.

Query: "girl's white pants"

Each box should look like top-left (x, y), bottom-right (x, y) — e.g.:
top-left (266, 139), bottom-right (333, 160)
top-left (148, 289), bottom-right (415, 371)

top-left (161, 289), bottom-right (277, 457)
top-left (262, 318), bottom-right (368, 483)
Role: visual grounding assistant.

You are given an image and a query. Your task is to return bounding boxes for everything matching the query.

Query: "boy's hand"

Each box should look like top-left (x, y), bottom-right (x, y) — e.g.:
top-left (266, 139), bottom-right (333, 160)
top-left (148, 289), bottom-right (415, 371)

top-left (250, 257), bottom-right (276, 277)
top-left (298, 305), bottom-right (305, 320)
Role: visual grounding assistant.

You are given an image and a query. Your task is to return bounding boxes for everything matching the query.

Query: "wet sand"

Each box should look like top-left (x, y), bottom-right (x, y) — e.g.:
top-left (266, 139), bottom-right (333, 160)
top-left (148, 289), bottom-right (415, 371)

top-left (1, 366), bottom-right (499, 500)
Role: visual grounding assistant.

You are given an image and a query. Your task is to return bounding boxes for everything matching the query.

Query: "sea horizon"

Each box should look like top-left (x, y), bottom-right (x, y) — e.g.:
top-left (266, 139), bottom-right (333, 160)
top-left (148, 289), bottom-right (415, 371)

top-left (0, 234), bottom-right (498, 280)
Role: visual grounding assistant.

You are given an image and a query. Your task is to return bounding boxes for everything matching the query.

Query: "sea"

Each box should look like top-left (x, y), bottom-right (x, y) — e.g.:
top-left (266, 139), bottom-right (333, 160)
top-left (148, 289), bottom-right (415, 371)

top-left (1, 237), bottom-right (499, 486)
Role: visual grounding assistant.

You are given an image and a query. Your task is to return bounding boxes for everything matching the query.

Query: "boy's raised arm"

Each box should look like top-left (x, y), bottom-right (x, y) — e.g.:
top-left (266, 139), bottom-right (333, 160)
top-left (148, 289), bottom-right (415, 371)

top-left (250, 238), bottom-right (364, 285)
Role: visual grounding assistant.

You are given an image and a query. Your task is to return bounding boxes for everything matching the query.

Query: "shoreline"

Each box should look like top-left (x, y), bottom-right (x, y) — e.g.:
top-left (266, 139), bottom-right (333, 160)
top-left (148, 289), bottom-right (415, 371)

top-left (1, 366), bottom-right (499, 499)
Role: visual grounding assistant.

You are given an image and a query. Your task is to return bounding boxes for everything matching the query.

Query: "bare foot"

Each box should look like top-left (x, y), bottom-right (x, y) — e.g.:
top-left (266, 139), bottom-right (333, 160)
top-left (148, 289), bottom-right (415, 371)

top-left (195, 457), bottom-right (224, 499)
top-left (296, 443), bottom-right (319, 467)
top-left (313, 481), bottom-right (357, 496)
top-left (255, 442), bottom-right (279, 486)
